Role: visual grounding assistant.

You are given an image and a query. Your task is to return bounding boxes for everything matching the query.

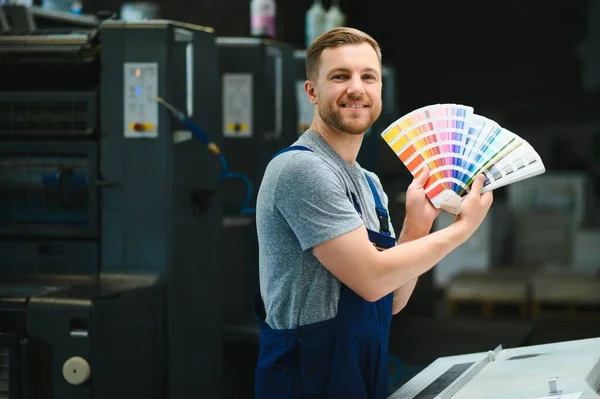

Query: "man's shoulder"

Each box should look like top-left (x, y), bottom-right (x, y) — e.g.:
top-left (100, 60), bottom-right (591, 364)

top-left (267, 146), bottom-right (337, 181)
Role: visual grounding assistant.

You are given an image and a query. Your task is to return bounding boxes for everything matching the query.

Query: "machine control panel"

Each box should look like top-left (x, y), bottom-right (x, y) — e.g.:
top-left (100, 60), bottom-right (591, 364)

top-left (124, 62), bottom-right (159, 138)
top-left (222, 73), bottom-right (253, 138)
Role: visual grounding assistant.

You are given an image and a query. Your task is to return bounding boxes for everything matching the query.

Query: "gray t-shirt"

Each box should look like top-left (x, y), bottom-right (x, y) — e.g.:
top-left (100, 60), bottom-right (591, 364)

top-left (256, 129), bottom-right (396, 330)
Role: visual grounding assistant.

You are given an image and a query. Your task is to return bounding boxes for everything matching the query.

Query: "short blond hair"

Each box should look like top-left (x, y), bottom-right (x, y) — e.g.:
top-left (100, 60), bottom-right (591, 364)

top-left (305, 27), bottom-right (382, 80)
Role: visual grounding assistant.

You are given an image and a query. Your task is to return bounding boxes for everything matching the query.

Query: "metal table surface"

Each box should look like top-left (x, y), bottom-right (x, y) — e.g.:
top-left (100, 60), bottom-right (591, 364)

top-left (388, 337), bottom-right (600, 399)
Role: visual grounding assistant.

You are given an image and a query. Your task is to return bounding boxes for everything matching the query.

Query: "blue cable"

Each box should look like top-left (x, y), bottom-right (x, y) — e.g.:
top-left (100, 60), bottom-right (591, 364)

top-left (218, 153), bottom-right (256, 214)
top-left (154, 96), bottom-right (256, 215)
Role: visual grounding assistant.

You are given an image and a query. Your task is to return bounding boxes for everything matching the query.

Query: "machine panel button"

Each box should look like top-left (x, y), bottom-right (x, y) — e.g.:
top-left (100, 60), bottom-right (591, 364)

top-left (129, 122), bottom-right (155, 132)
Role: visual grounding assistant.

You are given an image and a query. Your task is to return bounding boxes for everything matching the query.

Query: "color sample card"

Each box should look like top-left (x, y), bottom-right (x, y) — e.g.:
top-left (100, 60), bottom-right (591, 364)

top-left (381, 103), bottom-right (546, 214)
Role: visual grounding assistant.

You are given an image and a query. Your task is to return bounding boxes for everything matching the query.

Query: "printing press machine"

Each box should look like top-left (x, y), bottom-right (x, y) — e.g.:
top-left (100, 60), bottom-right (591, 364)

top-left (0, 6), bottom-right (223, 399)
top-left (388, 337), bottom-right (600, 399)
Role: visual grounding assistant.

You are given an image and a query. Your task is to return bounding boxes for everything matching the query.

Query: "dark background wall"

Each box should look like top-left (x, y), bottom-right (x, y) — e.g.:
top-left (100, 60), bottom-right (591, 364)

top-left (79, 0), bottom-right (600, 197)
top-left (82, 0), bottom-right (599, 128)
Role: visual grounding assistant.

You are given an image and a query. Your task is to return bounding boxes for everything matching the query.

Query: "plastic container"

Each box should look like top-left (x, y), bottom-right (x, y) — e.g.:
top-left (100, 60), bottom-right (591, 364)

top-left (250, 0), bottom-right (276, 39)
top-left (305, 0), bottom-right (325, 48)
top-left (324, 0), bottom-right (346, 31)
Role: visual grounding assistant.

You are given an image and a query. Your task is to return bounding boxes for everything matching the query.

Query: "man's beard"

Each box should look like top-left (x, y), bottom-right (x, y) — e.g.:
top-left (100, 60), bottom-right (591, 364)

top-left (318, 101), bottom-right (382, 136)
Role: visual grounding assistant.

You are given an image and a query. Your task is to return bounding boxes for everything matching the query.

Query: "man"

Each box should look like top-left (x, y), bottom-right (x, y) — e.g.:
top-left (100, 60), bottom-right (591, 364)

top-left (254, 27), bottom-right (493, 398)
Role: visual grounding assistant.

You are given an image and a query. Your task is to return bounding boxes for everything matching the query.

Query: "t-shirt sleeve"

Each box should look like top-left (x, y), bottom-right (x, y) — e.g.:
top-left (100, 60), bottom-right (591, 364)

top-left (274, 153), bottom-right (364, 251)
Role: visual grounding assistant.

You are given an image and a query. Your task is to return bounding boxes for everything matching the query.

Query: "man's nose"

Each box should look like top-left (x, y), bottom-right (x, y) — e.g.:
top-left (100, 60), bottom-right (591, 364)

top-left (346, 75), bottom-right (365, 96)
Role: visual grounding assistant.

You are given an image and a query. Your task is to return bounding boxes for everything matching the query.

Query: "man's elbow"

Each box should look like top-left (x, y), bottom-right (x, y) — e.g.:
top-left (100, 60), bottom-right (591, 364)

top-left (340, 257), bottom-right (390, 303)
top-left (355, 281), bottom-right (389, 303)
top-left (362, 294), bottom-right (408, 313)
top-left (363, 291), bottom-right (384, 303)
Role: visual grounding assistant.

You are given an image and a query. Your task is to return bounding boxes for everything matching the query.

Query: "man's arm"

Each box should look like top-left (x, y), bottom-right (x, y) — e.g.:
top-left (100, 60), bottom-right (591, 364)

top-left (313, 220), bottom-right (468, 302)
top-left (312, 175), bottom-right (492, 303)
top-left (391, 219), bottom-right (432, 314)
top-left (392, 278), bottom-right (418, 315)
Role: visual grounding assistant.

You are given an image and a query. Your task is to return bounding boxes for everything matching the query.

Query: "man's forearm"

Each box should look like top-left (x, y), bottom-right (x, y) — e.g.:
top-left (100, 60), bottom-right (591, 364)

top-left (391, 218), bottom-right (431, 314)
top-left (392, 276), bottom-right (418, 314)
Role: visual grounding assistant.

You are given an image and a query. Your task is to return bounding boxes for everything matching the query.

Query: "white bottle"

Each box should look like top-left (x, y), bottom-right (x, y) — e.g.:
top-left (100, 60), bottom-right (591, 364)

top-left (250, 0), bottom-right (276, 39)
top-left (305, 0), bottom-right (325, 48)
top-left (324, 0), bottom-right (346, 31)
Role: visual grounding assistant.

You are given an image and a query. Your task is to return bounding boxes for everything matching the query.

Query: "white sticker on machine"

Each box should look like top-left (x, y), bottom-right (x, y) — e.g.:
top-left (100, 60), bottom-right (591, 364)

top-left (123, 62), bottom-right (159, 139)
top-left (222, 73), bottom-right (253, 138)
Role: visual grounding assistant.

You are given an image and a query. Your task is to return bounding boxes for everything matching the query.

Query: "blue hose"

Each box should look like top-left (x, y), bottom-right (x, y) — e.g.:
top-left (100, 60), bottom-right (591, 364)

top-left (154, 96), bottom-right (256, 215)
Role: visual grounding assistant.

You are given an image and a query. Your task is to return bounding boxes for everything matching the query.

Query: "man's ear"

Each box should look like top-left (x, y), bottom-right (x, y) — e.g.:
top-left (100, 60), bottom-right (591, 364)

top-left (305, 80), bottom-right (317, 105)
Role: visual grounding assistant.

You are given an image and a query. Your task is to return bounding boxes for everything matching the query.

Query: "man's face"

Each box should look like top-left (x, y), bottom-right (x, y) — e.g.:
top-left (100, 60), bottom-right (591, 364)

top-left (310, 42), bottom-right (383, 136)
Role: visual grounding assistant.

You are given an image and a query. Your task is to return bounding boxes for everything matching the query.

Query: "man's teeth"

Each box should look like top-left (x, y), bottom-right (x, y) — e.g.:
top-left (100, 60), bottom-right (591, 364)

top-left (343, 104), bottom-right (364, 108)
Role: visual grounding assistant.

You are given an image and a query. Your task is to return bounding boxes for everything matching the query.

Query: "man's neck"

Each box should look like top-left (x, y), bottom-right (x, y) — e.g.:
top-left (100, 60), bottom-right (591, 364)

top-left (311, 120), bottom-right (364, 165)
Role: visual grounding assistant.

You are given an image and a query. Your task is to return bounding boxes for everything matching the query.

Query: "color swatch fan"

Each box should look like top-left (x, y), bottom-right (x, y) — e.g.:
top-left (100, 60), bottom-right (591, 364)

top-left (380, 103), bottom-right (546, 214)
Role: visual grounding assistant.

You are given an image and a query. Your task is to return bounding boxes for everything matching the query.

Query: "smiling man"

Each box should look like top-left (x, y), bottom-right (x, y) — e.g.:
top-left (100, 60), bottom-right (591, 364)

top-left (254, 27), bottom-right (493, 399)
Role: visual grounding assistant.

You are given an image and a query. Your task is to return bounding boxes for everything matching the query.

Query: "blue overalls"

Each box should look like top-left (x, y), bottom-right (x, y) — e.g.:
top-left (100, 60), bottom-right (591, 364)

top-left (254, 145), bottom-right (397, 399)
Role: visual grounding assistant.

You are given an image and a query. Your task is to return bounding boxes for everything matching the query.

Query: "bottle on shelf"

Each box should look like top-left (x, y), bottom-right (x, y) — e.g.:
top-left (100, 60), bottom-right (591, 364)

top-left (324, 0), bottom-right (346, 31)
top-left (305, 0), bottom-right (325, 48)
top-left (250, 0), bottom-right (277, 39)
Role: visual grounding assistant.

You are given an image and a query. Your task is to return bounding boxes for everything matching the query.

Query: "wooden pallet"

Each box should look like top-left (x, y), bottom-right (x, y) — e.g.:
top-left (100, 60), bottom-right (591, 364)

top-left (531, 301), bottom-right (600, 320)
top-left (530, 272), bottom-right (600, 320)
top-left (444, 270), bottom-right (530, 319)
top-left (446, 299), bottom-right (529, 319)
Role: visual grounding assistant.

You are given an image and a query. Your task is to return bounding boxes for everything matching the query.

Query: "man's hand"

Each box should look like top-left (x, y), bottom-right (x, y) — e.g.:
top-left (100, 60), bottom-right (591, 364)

top-left (454, 173), bottom-right (494, 234)
top-left (403, 166), bottom-right (441, 237)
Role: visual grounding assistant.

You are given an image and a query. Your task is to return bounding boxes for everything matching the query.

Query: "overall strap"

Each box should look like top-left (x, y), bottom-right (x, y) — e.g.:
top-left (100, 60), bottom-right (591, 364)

top-left (363, 172), bottom-right (391, 236)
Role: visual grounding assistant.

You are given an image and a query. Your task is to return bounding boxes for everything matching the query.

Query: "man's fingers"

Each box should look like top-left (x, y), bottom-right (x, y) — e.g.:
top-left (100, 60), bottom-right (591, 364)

top-left (481, 191), bottom-right (494, 206)
top-left (412, 166), bottom-right (430, 188)
top-left (470, 174), bottom-right (485, 195)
